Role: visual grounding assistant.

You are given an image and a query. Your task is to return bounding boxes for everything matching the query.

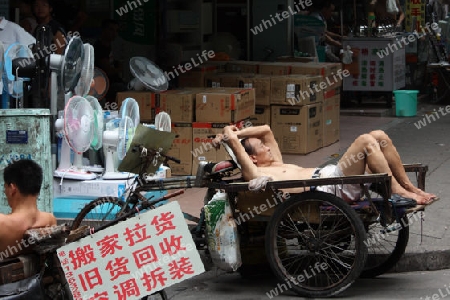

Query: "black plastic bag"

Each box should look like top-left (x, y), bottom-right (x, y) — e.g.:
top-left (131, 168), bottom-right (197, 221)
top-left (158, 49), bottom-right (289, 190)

top-left (0, 274), bottom-right (43, 300)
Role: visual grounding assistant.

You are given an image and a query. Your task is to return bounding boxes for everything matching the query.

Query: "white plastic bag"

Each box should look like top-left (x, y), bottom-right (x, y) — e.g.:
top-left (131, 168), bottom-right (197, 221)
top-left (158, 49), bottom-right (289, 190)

top-left (204, 191), bottom-right (242, 272)
top-left (386, 0), bottom-right (399, 14)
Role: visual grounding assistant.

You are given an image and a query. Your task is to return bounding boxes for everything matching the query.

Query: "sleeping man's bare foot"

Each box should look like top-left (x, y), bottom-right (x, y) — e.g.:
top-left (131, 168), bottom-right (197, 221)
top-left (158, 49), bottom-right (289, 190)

top-left (414, 189), bottom-right (437, 202)
top-left (395, 190), bottom-right (433, 205)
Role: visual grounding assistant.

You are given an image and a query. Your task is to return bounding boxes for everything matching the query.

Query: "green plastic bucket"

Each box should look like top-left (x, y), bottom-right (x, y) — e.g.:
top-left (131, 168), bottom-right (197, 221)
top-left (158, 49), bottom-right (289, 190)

top-left (393, 90), bottom-right (418, 117)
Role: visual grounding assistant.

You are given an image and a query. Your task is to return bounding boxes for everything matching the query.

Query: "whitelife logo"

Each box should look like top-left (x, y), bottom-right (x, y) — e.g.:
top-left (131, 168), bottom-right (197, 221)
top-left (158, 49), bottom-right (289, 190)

top-left (376, 22), bottom-right (440, 58)
top-left (116, 0), bottom-right (150, 16)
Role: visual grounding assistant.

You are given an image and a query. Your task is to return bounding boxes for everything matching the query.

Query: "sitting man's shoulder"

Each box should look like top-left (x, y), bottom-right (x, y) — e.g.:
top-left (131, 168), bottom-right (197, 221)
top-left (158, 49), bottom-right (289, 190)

top-left (35, 211), bottom-right (57, 227)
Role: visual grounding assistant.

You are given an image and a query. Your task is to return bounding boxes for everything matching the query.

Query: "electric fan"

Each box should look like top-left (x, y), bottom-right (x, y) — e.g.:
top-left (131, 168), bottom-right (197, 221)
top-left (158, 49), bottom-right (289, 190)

top-left (49, 35), bottom-right (84, 115)
top-left (86, 95), bottom-right (103, 151)
top-left (84, 95), bottom-right (105, 173)
top-left (128, 57), bottom-right (168, 92)
top-left (71, 44), bottom-right (104, 173)
top-left (119, 97), bottom-right (140, 126)
top-left (74, 44), bottom-right (94, 97)
top-left (102, 97), bottom-right (140, 179)
top-left (54, 95), bottom-right (97, 180)
top-left (3, 43), bottom-right (34, 108)
top-left (154, 111), bottom-right (171, 132)
top-left (102, 116), bottom-right (136, 180)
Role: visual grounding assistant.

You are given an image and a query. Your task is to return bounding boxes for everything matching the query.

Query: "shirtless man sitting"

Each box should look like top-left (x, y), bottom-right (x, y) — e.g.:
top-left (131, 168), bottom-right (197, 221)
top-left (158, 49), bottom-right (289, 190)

top-left (0, 159), bottom-right (56, 254)
top-left (213, 124), bottom-right (437, 205)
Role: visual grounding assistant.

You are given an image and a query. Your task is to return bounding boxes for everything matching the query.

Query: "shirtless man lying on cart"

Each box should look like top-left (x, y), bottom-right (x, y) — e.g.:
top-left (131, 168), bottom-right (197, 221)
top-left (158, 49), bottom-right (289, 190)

top-left (213, 124), bottom-right (437, 205)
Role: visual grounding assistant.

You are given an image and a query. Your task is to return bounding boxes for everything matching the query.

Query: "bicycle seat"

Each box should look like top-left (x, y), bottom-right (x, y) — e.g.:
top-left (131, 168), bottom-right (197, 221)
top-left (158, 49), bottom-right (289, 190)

top-left (204, 160), bottom-right (238, 175)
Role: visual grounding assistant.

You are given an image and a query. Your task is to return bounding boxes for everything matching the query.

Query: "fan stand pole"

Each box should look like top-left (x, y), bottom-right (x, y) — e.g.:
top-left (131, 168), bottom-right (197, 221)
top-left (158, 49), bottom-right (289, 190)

top-left (104, 147), bottom-right (116, 174)
top-left (50, 71), bottom-right (58, 116)
top-left (103, 148), bottom-right (130, 180)
top-left (57, 138), bottom-right (72, 171)
top-left (73, 153), bottom-right (84, 169)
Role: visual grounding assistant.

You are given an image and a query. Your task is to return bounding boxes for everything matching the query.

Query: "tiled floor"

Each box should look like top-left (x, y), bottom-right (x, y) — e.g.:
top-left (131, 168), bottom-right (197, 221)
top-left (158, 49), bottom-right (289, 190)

top-left (172, 112), bottom-right (400, 222)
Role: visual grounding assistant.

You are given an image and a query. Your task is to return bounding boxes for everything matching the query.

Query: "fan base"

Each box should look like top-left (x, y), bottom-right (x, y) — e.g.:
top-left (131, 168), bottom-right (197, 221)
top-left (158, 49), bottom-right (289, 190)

top-left (54, 169), bottom-right (97, 180)
top-left (102, 171), bottom-right (134, 180)
top-left (85, 165), bottom-right (105, 173)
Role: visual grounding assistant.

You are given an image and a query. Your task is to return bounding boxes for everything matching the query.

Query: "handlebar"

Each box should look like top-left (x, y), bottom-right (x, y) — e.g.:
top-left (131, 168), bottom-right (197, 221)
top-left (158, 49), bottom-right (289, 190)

top-left (132, 145), bottom-right (181, 164)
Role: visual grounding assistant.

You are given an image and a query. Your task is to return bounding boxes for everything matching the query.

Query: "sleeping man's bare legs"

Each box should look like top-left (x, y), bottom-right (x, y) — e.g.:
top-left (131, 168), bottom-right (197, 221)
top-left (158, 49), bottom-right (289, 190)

top-left (338, 130), bottom-right (436, 205)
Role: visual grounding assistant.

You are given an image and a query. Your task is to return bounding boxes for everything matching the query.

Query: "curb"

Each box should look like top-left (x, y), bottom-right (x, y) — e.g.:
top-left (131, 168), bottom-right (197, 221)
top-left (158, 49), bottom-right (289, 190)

top-left (392, 251), bottom-right (450, 273)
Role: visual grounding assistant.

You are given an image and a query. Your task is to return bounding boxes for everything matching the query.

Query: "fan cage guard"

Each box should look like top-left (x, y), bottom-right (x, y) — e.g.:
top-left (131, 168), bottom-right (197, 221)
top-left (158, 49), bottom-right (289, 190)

top-left (64, 96), bottom-right (95, 155)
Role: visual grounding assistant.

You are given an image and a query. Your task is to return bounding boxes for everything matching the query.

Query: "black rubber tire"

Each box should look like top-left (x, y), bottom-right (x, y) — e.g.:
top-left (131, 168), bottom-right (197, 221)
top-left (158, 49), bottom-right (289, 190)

top-left (265, 191), bottom-right (368, 298)
top-left (360, 214), bottom-right (409, 278)
top-left (142, 289), bottom-right (168, 300)
top-left (71, 197), bottom-right (129, 230)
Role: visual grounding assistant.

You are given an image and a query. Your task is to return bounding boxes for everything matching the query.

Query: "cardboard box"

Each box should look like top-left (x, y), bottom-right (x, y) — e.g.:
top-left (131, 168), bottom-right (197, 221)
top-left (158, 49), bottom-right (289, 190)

top-left (233, 74), bottom-right (271, 106)
top-left (178, 64), bottom-right (218, 87)
top-left (226, 61), bottom-right (259, 73)
top-left (204, 73), bottom-right (222, 88)
top-left (323, 86), bottom-right (341, 99)
top-left (323, 74), bottom-right (343, 91)
top-left (53, 190), bottom-right (168, 220)
top-left (285, 75), bottom-right (306, 106)
top-left (218, 73), bottom-right (240, 87)
top-left (270, 76), bottom-right (288, 104)
top-left (276, 56), bottom-right (317, 63)
top-left (53, 178), bottom-right (134, 199)
top-left (250, 75), bottom-right (272, 106)
top-left (167, 123), bottom-right (193, 175)
top-left (302, 75), bottom-right (324, 104)
top-left (258, 62), bottom-right (291, 75)
top-left (322, 95), bottom-right (340, 147)
top-left (246, 105), bottom-right (270, 126)
top-left (155, 89), bottom-right (200, 122)
top-left (271, 104), bottom-right (323, 154)
top-left (191, 122), bottom-right (232, 175)
top-left (195, 88), bottom-right (255, 123)
top-left (116, 91), bottom-right (155, 122)
top-left (291, 62), bottom-right (342, 78)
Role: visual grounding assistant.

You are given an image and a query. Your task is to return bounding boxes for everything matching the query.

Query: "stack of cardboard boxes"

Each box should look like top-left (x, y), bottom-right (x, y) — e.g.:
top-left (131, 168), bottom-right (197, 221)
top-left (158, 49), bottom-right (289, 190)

top-left (116, 61), bottom-right (342, 175)
top-left (200, 61), bottom-right (342, 154)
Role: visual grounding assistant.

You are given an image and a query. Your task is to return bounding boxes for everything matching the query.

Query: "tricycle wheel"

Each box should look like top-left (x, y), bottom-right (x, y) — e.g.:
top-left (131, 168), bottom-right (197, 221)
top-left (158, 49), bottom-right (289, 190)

top-left (360, 214), bottom-right (409, 278)
top-left (265, 192), bottom-right (367, 298)
top-left (141, 289), bottom-right (168, 300)
top-left (71, 197), bottom-right (129, 230)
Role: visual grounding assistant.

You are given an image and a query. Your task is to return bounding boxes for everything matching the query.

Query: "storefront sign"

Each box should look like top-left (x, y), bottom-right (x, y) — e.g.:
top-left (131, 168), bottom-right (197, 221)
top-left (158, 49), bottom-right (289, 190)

top-left (405, 0), bottom-right (426, 32)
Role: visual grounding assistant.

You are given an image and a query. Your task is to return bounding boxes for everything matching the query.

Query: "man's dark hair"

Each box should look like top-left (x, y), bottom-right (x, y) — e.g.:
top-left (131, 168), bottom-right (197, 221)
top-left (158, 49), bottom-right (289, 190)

top-left (3, 159), bottom-right (43, 196)
top-left (101, 19), bottom-right (119, 29)
top-left (241, 138), bottom-right (254, 155)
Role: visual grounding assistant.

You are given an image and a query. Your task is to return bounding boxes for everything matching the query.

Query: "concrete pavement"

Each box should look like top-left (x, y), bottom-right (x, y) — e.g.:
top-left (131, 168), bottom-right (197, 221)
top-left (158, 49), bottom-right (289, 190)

top-left (165, 268), bottom-right (450, 299)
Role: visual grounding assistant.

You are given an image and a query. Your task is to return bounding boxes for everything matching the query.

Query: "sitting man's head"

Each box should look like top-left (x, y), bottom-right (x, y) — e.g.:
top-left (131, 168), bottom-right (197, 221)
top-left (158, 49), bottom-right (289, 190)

top-left (241, 137), bottom-right (275, 166)
top-left (3, 159), bottom-right (43, 201)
